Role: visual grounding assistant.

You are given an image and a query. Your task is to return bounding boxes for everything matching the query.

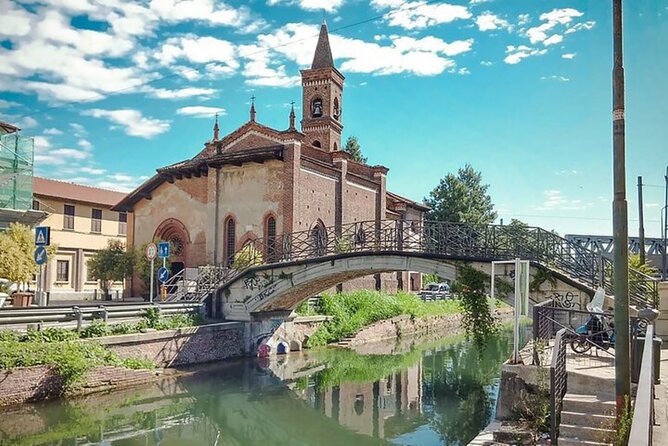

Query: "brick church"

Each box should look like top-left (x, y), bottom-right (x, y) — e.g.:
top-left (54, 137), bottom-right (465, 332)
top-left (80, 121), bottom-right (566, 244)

top-left (115, 22), bottom-right (428, 296)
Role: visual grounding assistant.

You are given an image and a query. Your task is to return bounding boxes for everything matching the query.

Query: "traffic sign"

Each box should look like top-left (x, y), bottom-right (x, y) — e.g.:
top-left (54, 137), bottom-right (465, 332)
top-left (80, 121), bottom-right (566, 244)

top-left (34, 246), bottom-right (47, 265)
top-left (146, 243), bottom-right (157, 260)
top-left (157, 242), bottom-right (170, 258)
top-left (35, 226), bottom-right (50, 246)
top-left (158, 267), bottom-right (170, 283)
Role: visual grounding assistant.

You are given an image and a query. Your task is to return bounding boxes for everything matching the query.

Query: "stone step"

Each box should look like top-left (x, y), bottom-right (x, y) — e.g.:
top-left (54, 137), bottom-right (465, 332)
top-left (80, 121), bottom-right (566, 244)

top-left (557, 437), bottom-right (612, 446)
top-left (565, 372), bottom-right (616, 399)
top-left (561, 393), bottom-right (616, 416)
top-left (559, 424), bottom-right (614, 444)
top-left (560, 411), bottom-right (615, 429)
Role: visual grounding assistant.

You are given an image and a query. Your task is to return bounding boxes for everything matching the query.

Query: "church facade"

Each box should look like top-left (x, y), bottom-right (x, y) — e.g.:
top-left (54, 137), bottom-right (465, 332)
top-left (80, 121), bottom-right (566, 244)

top-left (115, 23), bottom-right (428, 297)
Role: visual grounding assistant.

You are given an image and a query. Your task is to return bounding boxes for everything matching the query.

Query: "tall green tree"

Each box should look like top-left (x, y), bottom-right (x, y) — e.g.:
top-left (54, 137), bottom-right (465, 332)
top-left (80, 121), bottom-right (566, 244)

top-left (424, 164), bottom-right (497, 224)
top-left (0, 223), bottom-right (56, 285)
top-left (343, 136), bottom-right (367, 163)
top-left (87, 240), bottom-right (135, 298)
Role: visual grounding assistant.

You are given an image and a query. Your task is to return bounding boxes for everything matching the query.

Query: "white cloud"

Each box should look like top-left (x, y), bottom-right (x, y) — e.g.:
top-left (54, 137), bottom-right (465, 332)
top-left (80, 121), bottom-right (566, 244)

top-left (475, 12), bottom-right (511, 31)
top-left (526, 8), bottom-right (585, 45)
top-left (537, 190), bottom-right (590, 211)
top-left (457, 67), bottom-right (471, 75)
top-left (33, 135), bottom-right (91, 166)
top-left (43, 128), bottom-right (63, 135)
top-left (565, 21), bottom-right (596, 34)
top-left (543, 34), bottom-right (563, 46)
top-left (371, 0), bottom-right (472, 30)
top-left (150, 0), bottom-right (266, 32)
top-left (517, 14), bottom-right (530, 26)
top-left (504, 45), bottom-right (547, 65)
top-left (153, 35), bottom-right (239, 76)
top-left (149, 87), bottom-right (217, 99)
top-left (268, 0), bottom-right (345, 12)
top-left (481, 60), bottom-right (493, 66)
top-left (562, 53), bottom-right (576, 59)
top-left (78, 138), bottom-right (92, 149)
top-left (555, 169), bottom-right (579, 176)
top-left (177, 106), bottom-right (226, 118)
top-left (84, 109), bottom-right (170, 138)
top-left (541, 75), bottom-right (570, 82)
top-left (20, 116), bottom-right (37, 128)
top-left (79, 166), bottom-right (106, 175)
top-left (0, 99), bottom-right (19, 108)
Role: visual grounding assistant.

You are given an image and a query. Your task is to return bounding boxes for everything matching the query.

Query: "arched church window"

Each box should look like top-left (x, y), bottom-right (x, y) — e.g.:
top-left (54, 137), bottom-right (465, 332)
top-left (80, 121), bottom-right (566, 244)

top-left (333, 142), bottom-right (338, 151)
top-left (225, 217), bottom-right (236, 266)
top-left (266, 215), bottom-right (277, 261)
top-left (311, 98), bottom-right (323, 118)
top-left (313, 140), bottom-right (322, 148)
top-left (310, 221), bottom-right (327, 257)
top-left (333, 97), bottom-right (340, 120)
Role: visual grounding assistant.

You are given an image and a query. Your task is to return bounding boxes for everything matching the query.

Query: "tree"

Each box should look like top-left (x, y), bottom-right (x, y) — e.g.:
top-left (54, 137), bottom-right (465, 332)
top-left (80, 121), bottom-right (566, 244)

top-left (0, 223), bottom-right (56, 286)
top-left (424, 164), bottom-right (497, 224)
top-left (343, 136), bottom-right (367, 163)
top-left (87, 240), bottom-right (135, 298)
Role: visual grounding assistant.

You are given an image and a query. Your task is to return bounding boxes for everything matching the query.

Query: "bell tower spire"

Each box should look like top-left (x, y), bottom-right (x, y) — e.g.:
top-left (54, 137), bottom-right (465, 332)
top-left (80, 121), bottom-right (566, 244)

top-left (250, 95), bottom-right (256, 122)
top-left (212, 113), bottom-right (220, 141)
top-left (300, 22), bottom-right (344, 152)
top-left (288, 101), bottom-right (296, 130)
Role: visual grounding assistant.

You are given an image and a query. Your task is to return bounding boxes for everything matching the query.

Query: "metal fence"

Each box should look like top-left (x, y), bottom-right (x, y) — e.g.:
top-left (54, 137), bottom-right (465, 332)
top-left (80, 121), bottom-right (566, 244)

top-left (629, 323), bottom-right (656, 445)
top-left (0, 302), bottom-right (203, 331)
top-left (550, 328), bottom-right (568, 444)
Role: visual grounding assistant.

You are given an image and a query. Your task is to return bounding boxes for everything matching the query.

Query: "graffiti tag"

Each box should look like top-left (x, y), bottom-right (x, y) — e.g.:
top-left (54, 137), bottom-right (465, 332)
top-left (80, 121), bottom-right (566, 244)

top-left (244, 276), bottom-right (272, 290)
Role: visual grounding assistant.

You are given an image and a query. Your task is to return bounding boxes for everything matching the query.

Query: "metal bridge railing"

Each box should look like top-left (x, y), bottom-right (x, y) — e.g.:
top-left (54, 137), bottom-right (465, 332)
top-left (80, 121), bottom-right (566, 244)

top-left (629, 323), bottom-right (656, 445)
top-left (550, 328), bottom-right (568, 444)
top-left (164, 220), bottom-right (660, 308)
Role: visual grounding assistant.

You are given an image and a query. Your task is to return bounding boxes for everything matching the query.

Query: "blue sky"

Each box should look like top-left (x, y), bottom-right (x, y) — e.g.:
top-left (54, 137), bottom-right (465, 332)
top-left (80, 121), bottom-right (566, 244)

top-left (1, 0), bottom-right (667, 238)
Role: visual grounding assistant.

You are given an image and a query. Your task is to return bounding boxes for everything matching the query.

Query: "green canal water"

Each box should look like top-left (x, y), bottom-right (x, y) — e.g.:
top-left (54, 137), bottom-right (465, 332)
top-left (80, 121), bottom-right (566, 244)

top-left (0, 327), bottom-right (523, 446)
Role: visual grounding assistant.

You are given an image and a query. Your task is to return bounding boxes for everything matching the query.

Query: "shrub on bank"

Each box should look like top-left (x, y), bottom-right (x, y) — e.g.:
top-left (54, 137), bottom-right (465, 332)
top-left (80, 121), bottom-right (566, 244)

top-left (304, 290), bottom-right (460, 347)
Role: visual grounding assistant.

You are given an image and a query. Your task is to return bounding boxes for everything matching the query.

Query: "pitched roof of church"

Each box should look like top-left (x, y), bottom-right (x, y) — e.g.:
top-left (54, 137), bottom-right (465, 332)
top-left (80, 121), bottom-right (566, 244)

top-left (311, 22), bottom-right (334, 69)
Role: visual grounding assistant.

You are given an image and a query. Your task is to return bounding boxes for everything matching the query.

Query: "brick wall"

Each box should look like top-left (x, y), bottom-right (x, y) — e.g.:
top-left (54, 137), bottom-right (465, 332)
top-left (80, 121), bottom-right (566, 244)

top-left (0, 365), bottom-right (156, 407)
top-left (347, 314), bottom-right (464, 346)
top-left (98, 322), bottom-right (245, 367)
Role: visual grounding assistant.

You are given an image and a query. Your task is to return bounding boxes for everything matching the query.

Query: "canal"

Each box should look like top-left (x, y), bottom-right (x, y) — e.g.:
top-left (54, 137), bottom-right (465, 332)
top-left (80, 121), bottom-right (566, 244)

top-left (0, 327), bottom-right (519, 446)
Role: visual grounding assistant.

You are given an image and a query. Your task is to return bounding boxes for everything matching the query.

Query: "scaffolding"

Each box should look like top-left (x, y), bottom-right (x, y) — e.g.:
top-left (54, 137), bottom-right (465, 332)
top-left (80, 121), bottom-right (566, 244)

top-left (0, 132), bottom-right (34, 212)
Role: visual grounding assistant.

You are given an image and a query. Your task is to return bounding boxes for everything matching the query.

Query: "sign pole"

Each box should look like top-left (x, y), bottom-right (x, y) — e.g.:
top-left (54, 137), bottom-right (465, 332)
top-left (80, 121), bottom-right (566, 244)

top-left (37, 264), bottom-right (42, 306)
top-left (150, 258), bottom-right (155, 303)
top-left (513, 257), bottom-right (521, 364)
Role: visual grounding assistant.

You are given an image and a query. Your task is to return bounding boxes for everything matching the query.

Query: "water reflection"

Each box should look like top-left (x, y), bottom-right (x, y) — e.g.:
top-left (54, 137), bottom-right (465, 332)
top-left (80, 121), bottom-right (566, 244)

top-left (0, 327), bottom-right (518, 446)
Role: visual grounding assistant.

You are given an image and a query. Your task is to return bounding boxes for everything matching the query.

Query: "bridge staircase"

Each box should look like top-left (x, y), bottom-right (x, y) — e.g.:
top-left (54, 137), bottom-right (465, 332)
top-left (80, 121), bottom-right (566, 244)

top-left (161, 220), bottom-right (659, 310)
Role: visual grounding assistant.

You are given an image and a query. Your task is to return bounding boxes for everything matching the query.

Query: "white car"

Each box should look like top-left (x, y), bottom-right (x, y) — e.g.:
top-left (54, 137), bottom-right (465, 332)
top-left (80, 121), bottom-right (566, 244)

top-left (420, 282), bottom-right (451, 300)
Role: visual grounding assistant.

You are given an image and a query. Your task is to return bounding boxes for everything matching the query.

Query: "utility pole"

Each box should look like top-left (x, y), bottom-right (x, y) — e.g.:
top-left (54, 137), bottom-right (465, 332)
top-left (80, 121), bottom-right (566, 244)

top-left (638, 176), bottom-right (645, 265)
top-left (612, 0), bottom-right (631, 423)
top-left (663, 166), bottom-right (668, 280)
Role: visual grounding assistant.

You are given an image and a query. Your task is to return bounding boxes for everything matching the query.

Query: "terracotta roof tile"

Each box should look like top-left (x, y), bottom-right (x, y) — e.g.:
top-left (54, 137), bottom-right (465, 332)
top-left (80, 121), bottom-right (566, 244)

top-left (33, 177), bottom-right (127, 208)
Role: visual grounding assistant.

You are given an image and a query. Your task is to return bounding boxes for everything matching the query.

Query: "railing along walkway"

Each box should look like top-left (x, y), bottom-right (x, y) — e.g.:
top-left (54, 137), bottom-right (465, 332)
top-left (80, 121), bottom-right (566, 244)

top-left (163, 220), bottom-right (659, 308)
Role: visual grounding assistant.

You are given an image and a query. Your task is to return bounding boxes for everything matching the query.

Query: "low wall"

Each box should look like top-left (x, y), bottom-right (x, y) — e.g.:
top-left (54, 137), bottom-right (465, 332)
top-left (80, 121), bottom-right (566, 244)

top-left (0, 365), bottom-right (157, 407)
top-left (346, 313), bottom-right (464, 347)
top-left (98, 322), bottom-right (245, 367)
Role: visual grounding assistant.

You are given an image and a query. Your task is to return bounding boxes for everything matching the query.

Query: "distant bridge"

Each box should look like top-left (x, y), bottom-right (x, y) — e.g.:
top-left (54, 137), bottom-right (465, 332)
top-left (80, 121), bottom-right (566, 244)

top-left (566, 234), bottom-right (665, 270)
top-left (164, 220), bottom-right (659, 320)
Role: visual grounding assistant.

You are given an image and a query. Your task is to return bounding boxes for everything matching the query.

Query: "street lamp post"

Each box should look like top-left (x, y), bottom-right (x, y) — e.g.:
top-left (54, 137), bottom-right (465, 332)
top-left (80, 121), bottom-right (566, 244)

top-left (611, 0), bottom-right (631, 421)
top-left (663, 167), bottom-right (668, 280)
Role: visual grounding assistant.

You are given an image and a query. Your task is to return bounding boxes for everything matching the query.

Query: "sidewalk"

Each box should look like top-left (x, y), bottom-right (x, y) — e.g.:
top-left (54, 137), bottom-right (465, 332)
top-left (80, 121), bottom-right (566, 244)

top-left (653, 345), bottom-right (668, 445)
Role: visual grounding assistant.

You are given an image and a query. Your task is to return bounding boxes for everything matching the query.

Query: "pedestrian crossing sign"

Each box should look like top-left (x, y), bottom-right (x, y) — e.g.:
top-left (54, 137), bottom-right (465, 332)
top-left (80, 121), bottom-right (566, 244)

top-left (35, 226), bottom-right (50, 246)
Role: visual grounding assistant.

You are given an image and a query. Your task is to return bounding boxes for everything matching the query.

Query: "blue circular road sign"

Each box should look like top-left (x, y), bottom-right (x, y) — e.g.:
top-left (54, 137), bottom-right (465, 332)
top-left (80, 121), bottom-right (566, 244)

top-left (158, 267), bottom-right (170, 283)
top-left (34, 246), bottom-right (47, 265)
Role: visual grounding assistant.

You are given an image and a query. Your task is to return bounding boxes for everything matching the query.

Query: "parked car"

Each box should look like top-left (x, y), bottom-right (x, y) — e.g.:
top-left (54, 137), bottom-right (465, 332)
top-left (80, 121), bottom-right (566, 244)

top-left (420, 282), bottom-right (450, 301)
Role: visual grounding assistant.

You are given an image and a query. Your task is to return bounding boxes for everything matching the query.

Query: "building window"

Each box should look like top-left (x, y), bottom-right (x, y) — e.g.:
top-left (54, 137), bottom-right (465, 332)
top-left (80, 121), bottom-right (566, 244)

top-left (312, 140), bottom-right (322, 148)
top-left (91, 209), bottom-right (102, 233)
top-left (56, 260), bottom-right (69, 283)
top-left (118, 212), bottom-right (127, 236)
top-left (310, 221), bottom-right (327, 256)
top-left (63, 204), bottom-right (75, 230)
top-left (225, 218), bottom-right (236, 266)
top-left (32, 200), bottom-right (40, 211)
top-left (266, 216), bottom-right (277, 261)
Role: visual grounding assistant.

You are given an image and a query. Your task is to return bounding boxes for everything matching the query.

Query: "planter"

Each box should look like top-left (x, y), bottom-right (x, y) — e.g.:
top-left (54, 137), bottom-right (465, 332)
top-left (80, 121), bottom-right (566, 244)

top-left (12, 292), bottom-right (33, 307)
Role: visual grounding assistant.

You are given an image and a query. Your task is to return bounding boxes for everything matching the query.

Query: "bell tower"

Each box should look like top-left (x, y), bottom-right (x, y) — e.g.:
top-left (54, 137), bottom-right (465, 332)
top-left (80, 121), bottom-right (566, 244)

top-left (301, 21), bottom-right (344, 152)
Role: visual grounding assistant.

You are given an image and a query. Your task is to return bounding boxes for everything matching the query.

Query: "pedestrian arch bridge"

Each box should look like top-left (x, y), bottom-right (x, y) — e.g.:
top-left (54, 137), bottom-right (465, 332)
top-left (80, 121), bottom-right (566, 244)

top-left (164, 219), bottom-right (659, 322)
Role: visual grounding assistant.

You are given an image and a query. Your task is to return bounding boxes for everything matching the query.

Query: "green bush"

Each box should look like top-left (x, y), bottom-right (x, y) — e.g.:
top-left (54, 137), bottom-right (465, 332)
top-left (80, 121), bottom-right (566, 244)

top-left (0, 330), bottom-right (21, 342)
top-left (306, 290), bottom-right (460, 347)
top-left (122, 357), bottom-right (155, 370)
top-left (79, 320), bottom-right (110, 338)
top-left (22, 327), bottom-right (79, 343)
top-left (0, 340), bottom-right (121, 389)
top-left (110, 323), bottom-right (137, 335)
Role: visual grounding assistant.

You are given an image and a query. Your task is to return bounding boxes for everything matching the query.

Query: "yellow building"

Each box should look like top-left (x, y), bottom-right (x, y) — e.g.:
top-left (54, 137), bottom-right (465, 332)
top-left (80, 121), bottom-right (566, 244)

top-left (32, 177), bottom-right (131, 301)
